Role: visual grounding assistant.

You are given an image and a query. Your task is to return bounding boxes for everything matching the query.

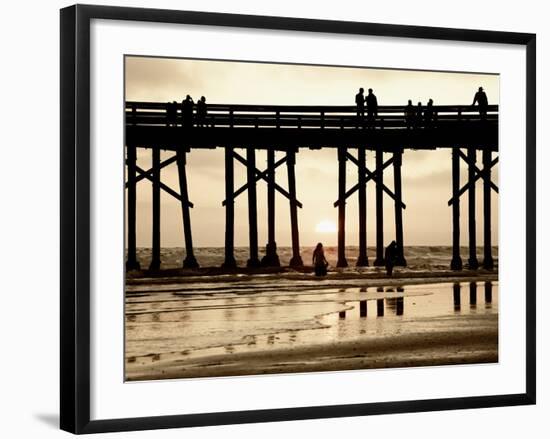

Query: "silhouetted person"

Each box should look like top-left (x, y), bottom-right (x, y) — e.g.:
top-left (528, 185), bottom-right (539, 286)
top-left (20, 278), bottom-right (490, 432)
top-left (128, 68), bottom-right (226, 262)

top-left (385, 241), bottom-right (398, 276)
top-left (424, 98), bottom-right (434, 127)
top-left (260, 241), bottom-right (280, 267)
top-left (405, 99), bottom-right (415, 128)
top-left (197, 96), bottom-right (207, 127)
top-left (312, 242), bottom-right (329, 276)
top-left (182, 95), bottom-right (194, 128)
top-left (472, 86), bottom-right (488, 120)
top-left (415, 102), bottom-right (423, 127)
top-left (355, 87), bottom-right (365, 127)
top-left (166, 101), bottom-right (178, 126)
top-left (366, 88), bottom-right (378, 128)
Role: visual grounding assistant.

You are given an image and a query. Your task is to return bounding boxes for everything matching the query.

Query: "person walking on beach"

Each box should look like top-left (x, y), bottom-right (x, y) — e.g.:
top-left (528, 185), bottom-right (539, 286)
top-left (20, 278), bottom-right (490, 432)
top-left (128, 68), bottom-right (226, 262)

top-left (472, 86), bottom-right (488, 120)
top-left (385, 240), bottom-right (398, 276)
top-left (355, 87), bottom-right (365, 127)
top-left (182, 95), bottom-right (194, 128)
top-left (366, 88), bottom-right (378, 128)
top-left (196, 96), bottom-right (207, 127)
top-left (312, 242), bottom-right (329, 277)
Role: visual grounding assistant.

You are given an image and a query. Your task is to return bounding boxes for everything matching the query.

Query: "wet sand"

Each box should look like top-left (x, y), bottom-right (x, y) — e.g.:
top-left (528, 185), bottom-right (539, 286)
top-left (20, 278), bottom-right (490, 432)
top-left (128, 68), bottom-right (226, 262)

top-left (125, 274), bottom-right (498, 381)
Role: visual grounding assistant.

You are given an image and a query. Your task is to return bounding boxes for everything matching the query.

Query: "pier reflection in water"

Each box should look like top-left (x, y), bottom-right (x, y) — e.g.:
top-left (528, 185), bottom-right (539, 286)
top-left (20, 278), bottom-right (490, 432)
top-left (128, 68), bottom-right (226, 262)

top-left (125, 280), bottom-right (498, 377)
top-left (335, 281), bottom-right (496, 321)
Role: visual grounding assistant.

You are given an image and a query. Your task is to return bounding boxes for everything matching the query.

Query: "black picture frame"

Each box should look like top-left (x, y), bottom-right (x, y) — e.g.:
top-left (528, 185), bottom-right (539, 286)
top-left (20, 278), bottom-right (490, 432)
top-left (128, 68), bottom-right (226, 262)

top-left (60, 4), bottom-right (536, 434)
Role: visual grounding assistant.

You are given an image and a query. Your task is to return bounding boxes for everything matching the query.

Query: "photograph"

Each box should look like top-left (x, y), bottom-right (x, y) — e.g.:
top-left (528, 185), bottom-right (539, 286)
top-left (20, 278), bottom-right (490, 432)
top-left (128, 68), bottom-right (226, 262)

top-left (124, 56), bottom-right (499, 382)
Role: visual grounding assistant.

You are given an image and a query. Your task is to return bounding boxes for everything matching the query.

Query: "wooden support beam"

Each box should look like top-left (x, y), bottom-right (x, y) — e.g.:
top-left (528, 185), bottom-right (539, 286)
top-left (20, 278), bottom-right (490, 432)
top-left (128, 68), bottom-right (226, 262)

top-left (126, 155), bottom-right (178, 187)
top-left (373, 147), bottom-right (385, 266)
top-left (337, 146), bottom-right (348, 268)
top-left (261, 149), bottom-right (280, 267)
top-left (467, 148), bottom-right (479, 269)
top-left (356, 146), bottom-right (368, 267)
top-left (176, 150), bottom-right (199, 268)
top-left (149, 148), bottom-right (161, 271)
top-left (447, 156), bottom-right (499, 205)
top-left (393, 148), bottom-right (406, 266)
top-left (135, 166), bottom-right (193, 207)
top-left (458, 149), bottom-right (499, 193)
top-left (451, 148), bottom-right (463, 270)
top-left (246, 147), bottom-right (261, 268)
top-left (334, 155), bottom-right (396, 207)
top-left (287, 148), bottom-right (303, 267)
top-left (222, 155), bottom-right (287, 206)
top-left (482, 148), bottom-right (494, 270)
top-left (126, 145), bottom-right (140, 271)
top-left (233, 152), bottom-right (303, 208)
top-left (222, 147), bottom-right (237, 268)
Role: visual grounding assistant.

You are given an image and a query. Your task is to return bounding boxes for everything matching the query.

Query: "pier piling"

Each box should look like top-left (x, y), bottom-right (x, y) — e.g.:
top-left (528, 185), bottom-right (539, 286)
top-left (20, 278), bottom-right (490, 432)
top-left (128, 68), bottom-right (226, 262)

top-left (482, 147), bottom-right (494, 270)
top-left (356, 146), bottom-right (369, 266)
top-left (246, 147), bottom-right (261, 268)
top-left (176, 149), bottom-right (199, 268)
top-left (337, 146), bottom-right (348, 267)
top-left (467, 147), bottom-right (479, 269)
top-left (374, 147), bottom-right (385, 266)
top-left (451, 148), bottom-right (463, 270)
top-left (149, 148), bottom-right (161, 271)
top-left (222, 147), bottom-right (237, 268)
top-left (126, 145), bottom-right (140, 271)
top-left (287, 148), bottom-right (303, 267)
top-left (393, 148), bottom-right (406, 266)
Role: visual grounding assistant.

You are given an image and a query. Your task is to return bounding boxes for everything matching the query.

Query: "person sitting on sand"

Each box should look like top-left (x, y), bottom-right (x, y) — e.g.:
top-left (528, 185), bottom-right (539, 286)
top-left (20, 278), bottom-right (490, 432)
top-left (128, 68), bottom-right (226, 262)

top-left (385, 240), bottom-right (398, 276)
top-left (312, 242), bottom-right (329, 277)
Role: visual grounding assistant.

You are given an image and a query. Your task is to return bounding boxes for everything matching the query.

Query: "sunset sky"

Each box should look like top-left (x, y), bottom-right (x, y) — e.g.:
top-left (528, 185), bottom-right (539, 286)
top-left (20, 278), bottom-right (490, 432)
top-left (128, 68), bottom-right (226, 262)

top-left (125, 56), bottom-right (499, 248)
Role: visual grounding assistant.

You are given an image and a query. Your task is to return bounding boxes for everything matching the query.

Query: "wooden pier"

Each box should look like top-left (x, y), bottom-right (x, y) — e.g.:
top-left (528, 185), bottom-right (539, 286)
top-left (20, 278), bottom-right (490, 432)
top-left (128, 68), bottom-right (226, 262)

top-left (125, 101), bottom-right (498, 271)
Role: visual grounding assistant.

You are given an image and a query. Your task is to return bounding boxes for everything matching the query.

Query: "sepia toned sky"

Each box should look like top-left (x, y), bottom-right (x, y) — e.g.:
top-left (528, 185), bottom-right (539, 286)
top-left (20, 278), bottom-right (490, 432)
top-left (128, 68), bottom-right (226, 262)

top-left (125, 56), bottom-right (499, 248)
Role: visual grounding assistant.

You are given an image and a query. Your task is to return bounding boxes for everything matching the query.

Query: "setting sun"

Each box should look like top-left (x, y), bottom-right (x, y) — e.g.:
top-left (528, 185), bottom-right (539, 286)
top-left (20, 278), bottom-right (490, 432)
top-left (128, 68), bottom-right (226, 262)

top-left (315, 220), bottom-right (337, 233)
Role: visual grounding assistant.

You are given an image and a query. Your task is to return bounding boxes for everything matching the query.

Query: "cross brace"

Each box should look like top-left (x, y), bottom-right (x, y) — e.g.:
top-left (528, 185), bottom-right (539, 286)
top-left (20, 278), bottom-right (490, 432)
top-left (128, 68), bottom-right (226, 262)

top-left (447, 154), bottom-right (499, 206)
top-left (227, 151), bottom-right (303, 208)
top-left (125, 155), bottom-right (178, 188)
top-left (334, 152), bottom-right (406, 209)
top-left (133, 165), bottom-right (194, 208)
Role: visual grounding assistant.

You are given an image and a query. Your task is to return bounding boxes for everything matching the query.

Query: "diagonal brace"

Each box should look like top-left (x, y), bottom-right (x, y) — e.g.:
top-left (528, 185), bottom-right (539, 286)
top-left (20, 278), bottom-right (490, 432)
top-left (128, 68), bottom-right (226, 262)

top-left (448, 155), bottom-right (499, 206)
top-left (335, 152), bottom-right (405, 209)
top-left (125, 154), bottom-right (178, 188)
top-left (231, 151), bottom-right (303, 208)
top-left (222, 155), bottom-right (287, 206)
top-left (134, 165), bottom-right (193, 208)
top-left (458, 150), bottom-right (499, 192)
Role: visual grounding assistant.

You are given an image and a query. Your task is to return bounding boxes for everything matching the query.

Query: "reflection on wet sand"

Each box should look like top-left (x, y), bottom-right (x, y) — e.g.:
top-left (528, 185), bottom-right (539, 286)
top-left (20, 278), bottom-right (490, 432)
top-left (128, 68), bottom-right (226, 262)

top-left (125, 281), bottom-right (498, 380)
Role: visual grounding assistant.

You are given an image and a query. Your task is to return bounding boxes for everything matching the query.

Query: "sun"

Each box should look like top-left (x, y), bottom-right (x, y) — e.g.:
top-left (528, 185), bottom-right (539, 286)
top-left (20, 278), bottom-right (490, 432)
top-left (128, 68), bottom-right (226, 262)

top-left (315, 220), bottom-right (337, 233)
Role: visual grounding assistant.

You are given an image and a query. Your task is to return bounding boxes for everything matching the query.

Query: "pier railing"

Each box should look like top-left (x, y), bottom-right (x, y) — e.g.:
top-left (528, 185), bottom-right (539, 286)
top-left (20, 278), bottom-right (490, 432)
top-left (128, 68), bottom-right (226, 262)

top-left (125, 102), bottom-right (498, 129)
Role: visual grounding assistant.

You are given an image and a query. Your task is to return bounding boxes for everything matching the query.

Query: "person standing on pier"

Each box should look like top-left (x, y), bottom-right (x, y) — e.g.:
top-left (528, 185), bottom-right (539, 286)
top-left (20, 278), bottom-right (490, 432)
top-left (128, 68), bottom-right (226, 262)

top-left (385, 241), bottom-right (398, 276)
top-left (197, 96), bottom-right (207, 127)
top-left (312, 243), bottom-right (329, 276)
top-left (472, 86), bottom-right (488, 120)
top-left (405, 100), bottom-right (415, 129)
top-left (415, 102), bottom-right (423, 128)
top-left (167, 101), bottom-right (178, 126)
top-left (355, 87), bottom-right (365, 127)
top-left (366, 88), bottom-right (378, 128)
top-left (182, 95), bottom-right (195, 128)
top-left (424, 99), bottom-right (434, 127)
